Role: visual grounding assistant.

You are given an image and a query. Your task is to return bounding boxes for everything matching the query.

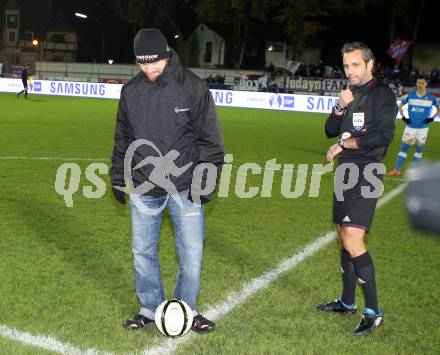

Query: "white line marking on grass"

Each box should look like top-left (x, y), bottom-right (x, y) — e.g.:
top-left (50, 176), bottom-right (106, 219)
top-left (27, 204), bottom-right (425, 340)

top-left (0, 325), bottom-right (111, 355)
top-left (377, 183), bottom-right (406, 208)
top-left (142, 183), bottom-right (406, 355)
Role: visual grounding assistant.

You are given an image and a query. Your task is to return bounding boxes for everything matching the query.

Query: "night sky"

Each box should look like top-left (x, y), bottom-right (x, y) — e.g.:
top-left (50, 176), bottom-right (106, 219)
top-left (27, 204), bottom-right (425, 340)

top-left (50, 0), bottom-right (438, 66)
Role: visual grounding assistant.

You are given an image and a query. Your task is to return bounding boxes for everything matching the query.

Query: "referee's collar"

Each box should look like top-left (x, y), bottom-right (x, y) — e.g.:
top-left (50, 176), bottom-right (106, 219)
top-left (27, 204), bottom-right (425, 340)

top-left (354, 78), bottom-right (377, 93)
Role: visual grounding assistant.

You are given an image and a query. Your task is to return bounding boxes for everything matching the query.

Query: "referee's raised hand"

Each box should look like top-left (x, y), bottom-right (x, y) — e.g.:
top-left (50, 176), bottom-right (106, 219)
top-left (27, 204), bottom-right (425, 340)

top-left (338, 88), bottom-right (354, 109)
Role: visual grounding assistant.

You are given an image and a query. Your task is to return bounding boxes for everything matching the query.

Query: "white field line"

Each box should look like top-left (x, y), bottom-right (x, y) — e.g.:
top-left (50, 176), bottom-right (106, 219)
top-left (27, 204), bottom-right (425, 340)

top-left (377, 183), bottom-right (406, 208)
top-left (141, 183), bottom-right (406, 355)
top-left (0, 325), bottom-right (110, 355)
top-left (0, 156), bottom-right (406, 182)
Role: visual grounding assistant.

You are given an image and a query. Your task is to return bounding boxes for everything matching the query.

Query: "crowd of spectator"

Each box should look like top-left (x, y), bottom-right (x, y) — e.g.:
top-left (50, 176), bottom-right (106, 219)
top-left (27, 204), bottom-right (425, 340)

top-left (206, 75), bottom-right (226, 84)
top-left (204, 62), bottom-right (439, 95)
top-left (290, 61), bottom-right (439, 87)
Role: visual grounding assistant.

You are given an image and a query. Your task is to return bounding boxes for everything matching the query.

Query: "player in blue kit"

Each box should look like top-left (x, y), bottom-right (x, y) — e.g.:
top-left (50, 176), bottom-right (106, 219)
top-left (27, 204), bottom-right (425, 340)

top-left (388, 76), bottom-right (440, 176)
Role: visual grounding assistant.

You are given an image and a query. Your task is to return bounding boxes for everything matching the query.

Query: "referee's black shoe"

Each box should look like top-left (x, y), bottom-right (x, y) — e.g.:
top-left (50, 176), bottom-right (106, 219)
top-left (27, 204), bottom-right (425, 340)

top-left (316, 299), bottom-right (357, 314)
top-left (353, 309), bottom-right (383, 336)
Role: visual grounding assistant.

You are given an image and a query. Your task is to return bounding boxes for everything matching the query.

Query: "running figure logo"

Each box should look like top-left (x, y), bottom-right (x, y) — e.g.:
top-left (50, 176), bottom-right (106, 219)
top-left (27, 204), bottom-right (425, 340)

top-left (115, 139), bottom-right (193, 215)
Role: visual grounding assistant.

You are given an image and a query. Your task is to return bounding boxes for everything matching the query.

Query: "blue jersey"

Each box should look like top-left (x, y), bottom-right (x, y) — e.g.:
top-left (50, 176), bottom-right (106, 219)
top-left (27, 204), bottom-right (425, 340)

top-left (402, 91), bottom-right (439, 129)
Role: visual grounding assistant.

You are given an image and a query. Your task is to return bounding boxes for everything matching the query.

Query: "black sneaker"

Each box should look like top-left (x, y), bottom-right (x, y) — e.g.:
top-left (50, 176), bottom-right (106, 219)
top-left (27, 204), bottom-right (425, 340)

top-left (316, 299), bottom-right (357, 314)
top-left (123, 314), bottom-right (154, 330)
top-left (192, 314), bottom-right (215, 333)
top-left (353, 311), bottom-right (383, 336)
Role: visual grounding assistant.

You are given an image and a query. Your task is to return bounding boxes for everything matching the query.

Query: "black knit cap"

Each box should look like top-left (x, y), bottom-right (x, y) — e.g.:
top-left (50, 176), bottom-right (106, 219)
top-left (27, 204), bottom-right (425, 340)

top-left (134, 28), bottom-right (170, 64)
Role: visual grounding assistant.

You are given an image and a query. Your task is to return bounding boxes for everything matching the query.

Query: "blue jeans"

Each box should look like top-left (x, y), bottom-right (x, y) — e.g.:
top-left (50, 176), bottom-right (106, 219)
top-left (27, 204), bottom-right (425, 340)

top-left (129, 190), bottom-right (205, 319)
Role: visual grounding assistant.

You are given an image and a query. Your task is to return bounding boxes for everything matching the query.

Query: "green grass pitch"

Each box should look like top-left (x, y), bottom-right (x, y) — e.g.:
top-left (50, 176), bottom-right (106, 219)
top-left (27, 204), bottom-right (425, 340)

top-left (0, 93), bottom-right (439, 354)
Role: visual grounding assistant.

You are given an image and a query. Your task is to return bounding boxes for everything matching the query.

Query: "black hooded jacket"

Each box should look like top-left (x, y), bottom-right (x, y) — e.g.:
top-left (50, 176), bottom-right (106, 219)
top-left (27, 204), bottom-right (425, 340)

top-left (325, 79), bottom-right (397, 163)
top-left (110, 50), bottom-right (224, 197)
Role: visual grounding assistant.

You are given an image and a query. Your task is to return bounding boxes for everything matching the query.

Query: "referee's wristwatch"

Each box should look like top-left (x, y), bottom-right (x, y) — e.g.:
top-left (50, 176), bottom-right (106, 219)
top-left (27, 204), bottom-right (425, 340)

top-left (338, 132), bottom-right (351, 149)
top-left (334, 102), bottom-right (346, 113)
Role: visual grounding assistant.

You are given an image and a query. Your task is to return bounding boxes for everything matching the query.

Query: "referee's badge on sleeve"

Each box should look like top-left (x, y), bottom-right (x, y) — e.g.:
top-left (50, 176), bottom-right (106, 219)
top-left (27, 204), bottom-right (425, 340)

top-left (353, 112), bottom-right (365, 131)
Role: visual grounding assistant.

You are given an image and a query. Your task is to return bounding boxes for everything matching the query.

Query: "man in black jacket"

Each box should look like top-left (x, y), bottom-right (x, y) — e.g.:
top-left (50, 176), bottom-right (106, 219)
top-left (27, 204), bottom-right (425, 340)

top-left (317, 42), bottom-right (397, 336)
top-left (110, 29), bottom-right (224, 333)
top-left (17, 63), bottom-right (30, 99)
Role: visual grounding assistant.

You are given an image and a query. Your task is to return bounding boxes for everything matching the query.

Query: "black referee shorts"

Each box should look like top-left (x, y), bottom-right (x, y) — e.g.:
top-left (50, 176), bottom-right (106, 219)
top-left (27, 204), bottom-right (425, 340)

top-left (333, 162), bottom-right (384, 232)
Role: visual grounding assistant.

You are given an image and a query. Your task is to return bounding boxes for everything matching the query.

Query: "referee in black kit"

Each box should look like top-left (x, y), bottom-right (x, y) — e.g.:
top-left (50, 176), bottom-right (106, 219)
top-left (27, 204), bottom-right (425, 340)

top-left (317, 42), bottom-right (397, 336)
top-left (17, 63), bottom-right (30, 99)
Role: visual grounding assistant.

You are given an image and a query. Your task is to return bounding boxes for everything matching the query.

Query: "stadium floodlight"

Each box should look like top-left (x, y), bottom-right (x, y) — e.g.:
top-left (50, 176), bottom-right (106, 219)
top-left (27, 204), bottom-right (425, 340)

top-left (32, 39), bottom-right (41, 60)
top-left (75, 12), bottom-right (87, 19)
top-left (74, 12), bottom-right (105, 63)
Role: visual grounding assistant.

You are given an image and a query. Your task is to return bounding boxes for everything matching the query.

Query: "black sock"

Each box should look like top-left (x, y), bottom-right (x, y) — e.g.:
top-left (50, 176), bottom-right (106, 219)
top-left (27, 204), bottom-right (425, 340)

top-left (352, 251), bottom-right (379, 314)
top-left (340, 248), bottom-right (356, 306)
top-left (25, 91), bottom-right (27, 99)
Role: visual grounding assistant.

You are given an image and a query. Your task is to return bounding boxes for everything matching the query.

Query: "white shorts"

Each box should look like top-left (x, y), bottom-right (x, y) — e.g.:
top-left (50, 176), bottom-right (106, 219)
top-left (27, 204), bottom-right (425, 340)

top-left (402, 127), bottom-right (429, 145)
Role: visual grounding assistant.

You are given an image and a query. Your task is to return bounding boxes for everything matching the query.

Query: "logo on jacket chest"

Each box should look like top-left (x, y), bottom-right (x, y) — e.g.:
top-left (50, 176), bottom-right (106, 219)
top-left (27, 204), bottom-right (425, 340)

top-left (352, 112), bottom-right (365, 131)
top-left (175, 107), bottom-right (190, 114)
